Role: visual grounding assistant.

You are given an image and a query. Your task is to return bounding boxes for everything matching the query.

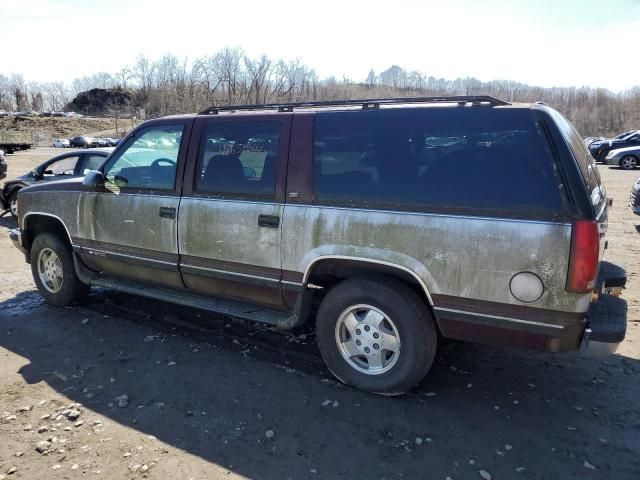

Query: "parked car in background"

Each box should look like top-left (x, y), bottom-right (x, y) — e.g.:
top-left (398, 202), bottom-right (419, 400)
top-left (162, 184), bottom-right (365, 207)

top-left (0, 147), bottom-right (113, 217)
top-left (52, 138), bottom-right (70, 148)
top-left (584, 136), bottom-right (604, 146)
top-left (69, 136), bottom-right (96, 148)
top-left (105, 138), bottom-right (121, 146)
top-left (630, 176), bottom-right (640, 215)
top-left (589, 130), bottom-right (640, 162)
top-left (9, 97), bottom-right (628, 395)
top-left (605, 146), bottom-right (640, 170)
top-left (0, 149), bottom-right (6, 180)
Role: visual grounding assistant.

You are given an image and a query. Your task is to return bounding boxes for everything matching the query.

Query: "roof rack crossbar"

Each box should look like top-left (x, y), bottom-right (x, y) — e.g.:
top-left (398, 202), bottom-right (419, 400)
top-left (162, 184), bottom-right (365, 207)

top-left (197, 95), bottom-right (510, 115)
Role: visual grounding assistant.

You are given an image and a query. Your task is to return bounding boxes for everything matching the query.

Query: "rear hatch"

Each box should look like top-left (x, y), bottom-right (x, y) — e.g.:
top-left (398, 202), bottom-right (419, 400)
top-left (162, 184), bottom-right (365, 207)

top-left (560, 117), bottom-right (608, 255)
top-left (540, 107), bottom-right (609, 294)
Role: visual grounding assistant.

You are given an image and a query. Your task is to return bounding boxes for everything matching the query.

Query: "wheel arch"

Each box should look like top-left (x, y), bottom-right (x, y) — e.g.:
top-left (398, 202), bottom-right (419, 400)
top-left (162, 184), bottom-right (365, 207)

top-left (21, 212), bottom-right (73, 257)
top-left (303, 256), bottom-right (435, 308)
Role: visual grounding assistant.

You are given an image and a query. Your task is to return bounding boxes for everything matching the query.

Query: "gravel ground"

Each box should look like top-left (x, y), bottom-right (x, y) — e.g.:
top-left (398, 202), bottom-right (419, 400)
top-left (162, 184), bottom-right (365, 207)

top-left (0, 147), bottom-right (639, 480)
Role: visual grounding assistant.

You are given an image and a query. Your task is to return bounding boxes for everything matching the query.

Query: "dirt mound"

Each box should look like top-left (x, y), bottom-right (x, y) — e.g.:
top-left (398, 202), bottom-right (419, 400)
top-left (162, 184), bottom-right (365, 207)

top-left (0, 116), bottom-right (138, 144)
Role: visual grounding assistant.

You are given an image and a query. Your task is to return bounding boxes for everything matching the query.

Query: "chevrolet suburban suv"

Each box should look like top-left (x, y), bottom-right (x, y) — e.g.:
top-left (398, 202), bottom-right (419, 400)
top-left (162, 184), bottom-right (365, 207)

top-left (10, 96), bottom-right (628, 395)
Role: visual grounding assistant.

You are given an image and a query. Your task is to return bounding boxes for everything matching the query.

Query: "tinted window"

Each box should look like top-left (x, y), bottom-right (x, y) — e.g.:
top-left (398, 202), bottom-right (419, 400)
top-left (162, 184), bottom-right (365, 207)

top-left (82, 154), bottom-right (107, 174)
top-left (44, 156), bottom-right (79, 176)
top-left (195, 121), bottom-right (279, 198)
top-left (314, 109), bottom-right (566, 216)
top-left (547, 108), bottom-right (604, 208)
top-left (103, 125), bottom-right (183, 190)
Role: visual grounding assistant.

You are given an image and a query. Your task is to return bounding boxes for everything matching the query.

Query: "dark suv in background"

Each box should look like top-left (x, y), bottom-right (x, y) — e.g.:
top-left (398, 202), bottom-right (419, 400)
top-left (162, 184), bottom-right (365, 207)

top-left (11, 96), bottom-right (627, 395)
top-left (589, 130), bottom-right (640, 162)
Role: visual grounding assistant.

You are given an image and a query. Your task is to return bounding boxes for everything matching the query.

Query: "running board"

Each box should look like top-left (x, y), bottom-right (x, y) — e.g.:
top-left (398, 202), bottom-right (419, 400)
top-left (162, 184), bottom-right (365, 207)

top-left (90, 276), bottom-right (296, 327)
top-left (73, 253), bottom-right (312, 329)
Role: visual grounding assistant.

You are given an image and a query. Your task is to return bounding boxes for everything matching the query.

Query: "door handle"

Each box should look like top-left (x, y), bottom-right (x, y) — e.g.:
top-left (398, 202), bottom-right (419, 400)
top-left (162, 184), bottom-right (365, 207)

top-left (258, 214), bottom-right (280, 228)
top-left (159, 207), bottom-right (176, 219)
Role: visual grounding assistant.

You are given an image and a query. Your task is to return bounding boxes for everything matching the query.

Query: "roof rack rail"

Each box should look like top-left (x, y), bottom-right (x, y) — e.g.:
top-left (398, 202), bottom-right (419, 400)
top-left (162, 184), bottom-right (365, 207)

top-left (197, 95), bottom-right (510, 115)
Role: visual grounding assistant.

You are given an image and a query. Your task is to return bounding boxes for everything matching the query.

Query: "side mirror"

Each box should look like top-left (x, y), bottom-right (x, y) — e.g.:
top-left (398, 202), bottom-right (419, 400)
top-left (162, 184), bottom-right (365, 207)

top-left (83, 170), bottom-right (105, 189)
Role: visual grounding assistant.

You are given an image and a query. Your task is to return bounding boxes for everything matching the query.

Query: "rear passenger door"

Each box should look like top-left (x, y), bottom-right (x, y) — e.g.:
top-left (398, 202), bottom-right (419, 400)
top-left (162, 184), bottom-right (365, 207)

top-left (179, 115), bottom-right (291, 309)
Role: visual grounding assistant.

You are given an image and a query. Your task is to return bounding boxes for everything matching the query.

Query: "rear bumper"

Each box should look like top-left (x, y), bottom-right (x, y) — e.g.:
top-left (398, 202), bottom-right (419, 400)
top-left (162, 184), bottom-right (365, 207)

top-left (581, 294), bottom-right (627, 355)
top-left (436, 260), bottom-right (627, 355)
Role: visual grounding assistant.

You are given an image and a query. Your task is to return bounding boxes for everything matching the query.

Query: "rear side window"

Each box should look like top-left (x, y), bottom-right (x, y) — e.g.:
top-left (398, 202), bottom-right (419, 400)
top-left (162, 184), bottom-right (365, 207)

top-left (83, 154), bottom-right (107, 174)
top-left (546, 108), bottom-right (604, 210)
top-left (314, 108), bottom-right (567, 217)
top-left (195, 121), bottom-right (280, 198)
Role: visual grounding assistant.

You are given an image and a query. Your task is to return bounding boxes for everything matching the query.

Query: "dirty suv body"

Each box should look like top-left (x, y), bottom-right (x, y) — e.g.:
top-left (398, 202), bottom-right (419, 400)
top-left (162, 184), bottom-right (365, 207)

top-left (11, 96), bottom-right (628, 395)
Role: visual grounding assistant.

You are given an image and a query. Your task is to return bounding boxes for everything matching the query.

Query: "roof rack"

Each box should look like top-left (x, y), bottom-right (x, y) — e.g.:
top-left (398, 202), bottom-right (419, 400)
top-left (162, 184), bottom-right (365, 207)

top-left (197, 95), bottom-right (510, 115)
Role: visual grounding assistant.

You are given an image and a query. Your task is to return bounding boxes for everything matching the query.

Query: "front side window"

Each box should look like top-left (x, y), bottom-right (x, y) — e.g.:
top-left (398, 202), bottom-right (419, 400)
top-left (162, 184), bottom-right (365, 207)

top-left (43, 156), bottom-right (79, 176)
top-left (314, 109), bottom-right (567, 217)
top-left (195, 121), bottom-right (280, 198)
top-left (103, 125), bottom-right (183, 190)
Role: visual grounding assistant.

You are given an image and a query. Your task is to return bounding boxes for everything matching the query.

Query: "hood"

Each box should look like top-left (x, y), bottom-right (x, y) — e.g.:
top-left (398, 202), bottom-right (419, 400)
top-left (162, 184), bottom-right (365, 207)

top-left (20, 176), bottom-right (85, 194)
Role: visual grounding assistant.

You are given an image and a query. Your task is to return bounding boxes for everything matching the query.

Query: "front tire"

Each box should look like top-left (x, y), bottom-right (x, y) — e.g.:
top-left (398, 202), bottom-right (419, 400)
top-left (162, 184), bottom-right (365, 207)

top-left (8, 189), bottom-right (19, 218)
top-left (316, 277), bottom-right (437, 395)
top-left (620, 155), bottom-right (637, 170)
top-left (30, 233), bottom-right (90, 306)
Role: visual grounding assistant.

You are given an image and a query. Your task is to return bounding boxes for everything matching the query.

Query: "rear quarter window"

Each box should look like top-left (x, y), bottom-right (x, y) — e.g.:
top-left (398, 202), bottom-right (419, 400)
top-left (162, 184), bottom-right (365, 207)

top-left (313, 108), bottom-right (568, 218)
top-left (545, 108), bottom-right (605, 212)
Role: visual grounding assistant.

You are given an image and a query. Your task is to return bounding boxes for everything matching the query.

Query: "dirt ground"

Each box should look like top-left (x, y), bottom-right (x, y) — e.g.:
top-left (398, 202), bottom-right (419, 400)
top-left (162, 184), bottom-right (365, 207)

top-left (0, 117), bottom-right (138, 144)
top-left (0, 148), bottom-right (639, 480)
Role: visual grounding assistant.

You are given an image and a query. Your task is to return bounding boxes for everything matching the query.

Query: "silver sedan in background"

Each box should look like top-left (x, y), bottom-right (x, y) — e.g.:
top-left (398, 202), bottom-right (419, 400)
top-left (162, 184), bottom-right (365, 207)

top-left (605, 145), bottom-right (639, 170)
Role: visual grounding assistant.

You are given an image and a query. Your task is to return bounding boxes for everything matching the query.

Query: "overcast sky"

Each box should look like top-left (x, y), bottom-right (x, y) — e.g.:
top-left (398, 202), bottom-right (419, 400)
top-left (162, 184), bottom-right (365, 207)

top-left (2, 0), bottom-right (639, 92)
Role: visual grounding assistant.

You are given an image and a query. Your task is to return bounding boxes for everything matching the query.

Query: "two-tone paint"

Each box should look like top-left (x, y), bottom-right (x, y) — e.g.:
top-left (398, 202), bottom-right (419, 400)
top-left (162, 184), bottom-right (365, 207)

top-left (15, 103), bottom-right (609, 353)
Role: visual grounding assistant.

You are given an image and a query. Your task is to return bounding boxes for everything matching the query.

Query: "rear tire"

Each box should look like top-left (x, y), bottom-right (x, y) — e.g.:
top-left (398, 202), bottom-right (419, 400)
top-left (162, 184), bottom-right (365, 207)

top-left (620, 155), bottom-right (637, 170)
top-left (315, 277), bottom-right (437, 395)
top-left (30, 233), bottom-right (90, 306)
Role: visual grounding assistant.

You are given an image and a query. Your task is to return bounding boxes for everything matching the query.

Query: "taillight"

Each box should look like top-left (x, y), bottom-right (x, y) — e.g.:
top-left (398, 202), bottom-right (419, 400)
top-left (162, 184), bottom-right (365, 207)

top-left (566, 220), bottom-right (600, 293)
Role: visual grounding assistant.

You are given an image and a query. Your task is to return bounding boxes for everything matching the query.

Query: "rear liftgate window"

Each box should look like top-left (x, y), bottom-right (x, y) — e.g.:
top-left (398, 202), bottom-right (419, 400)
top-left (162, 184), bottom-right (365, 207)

top-left (314, 108), bottom-right (567, 218)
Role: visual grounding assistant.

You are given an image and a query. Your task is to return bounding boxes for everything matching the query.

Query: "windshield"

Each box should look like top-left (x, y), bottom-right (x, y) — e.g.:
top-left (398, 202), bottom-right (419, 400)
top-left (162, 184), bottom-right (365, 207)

top-left (620, 131), bottom-right (640, 141)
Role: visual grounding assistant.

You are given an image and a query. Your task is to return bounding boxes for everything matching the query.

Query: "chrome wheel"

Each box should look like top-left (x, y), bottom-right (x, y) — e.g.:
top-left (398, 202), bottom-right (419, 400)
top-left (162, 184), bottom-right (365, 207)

top-left (620, 156), bottom-right (637, 170)
top-left (334, 304), bottom-right (401, 375)
top-left (9, 197), bottom-right (18, 217)
top-left (37, 248), bottom-right (64, 294)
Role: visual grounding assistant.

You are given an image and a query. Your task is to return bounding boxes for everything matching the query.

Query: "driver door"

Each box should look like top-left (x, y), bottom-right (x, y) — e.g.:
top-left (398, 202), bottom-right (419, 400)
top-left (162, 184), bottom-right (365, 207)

top-left (76, 121), bottom-right (191, 289)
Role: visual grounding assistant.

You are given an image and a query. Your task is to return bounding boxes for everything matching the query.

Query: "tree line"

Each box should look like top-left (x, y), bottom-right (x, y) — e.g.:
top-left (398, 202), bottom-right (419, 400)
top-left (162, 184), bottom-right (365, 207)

top-left (1, 47), bottom-right (639, 137)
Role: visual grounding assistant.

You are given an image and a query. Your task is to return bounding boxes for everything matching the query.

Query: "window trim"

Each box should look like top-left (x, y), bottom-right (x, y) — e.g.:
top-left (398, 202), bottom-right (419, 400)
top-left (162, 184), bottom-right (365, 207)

top-left (183, 115), bottom-right (292, 202)
top-left (100, 123), bottom-right (187, 194)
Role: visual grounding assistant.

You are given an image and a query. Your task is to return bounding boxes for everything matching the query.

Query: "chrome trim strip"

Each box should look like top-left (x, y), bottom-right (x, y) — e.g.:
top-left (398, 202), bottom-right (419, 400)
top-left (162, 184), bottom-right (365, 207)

top-left (81, 247), bottom-right (176, 268)
top-left (302, 255), bottom-right (434, 306)
top-left (182, 263), bottom-right (278, 281)
top-left (434, 307), bottom-right (565, 332)
top-left (181, 264), bottom-right (304, 291)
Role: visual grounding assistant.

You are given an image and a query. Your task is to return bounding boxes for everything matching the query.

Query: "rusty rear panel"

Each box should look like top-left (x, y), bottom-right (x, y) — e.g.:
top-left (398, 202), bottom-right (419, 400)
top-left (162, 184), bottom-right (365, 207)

top-left (281, 204), bottom-right (591, 314)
